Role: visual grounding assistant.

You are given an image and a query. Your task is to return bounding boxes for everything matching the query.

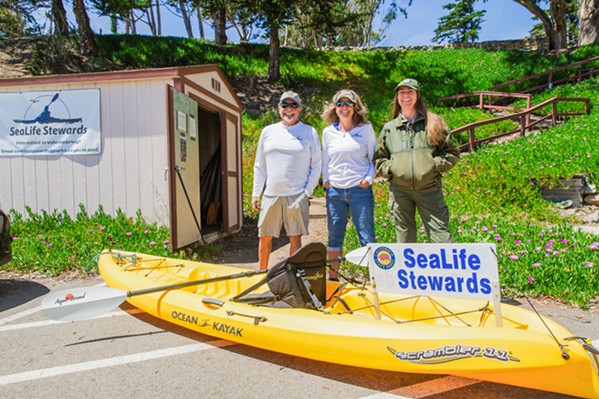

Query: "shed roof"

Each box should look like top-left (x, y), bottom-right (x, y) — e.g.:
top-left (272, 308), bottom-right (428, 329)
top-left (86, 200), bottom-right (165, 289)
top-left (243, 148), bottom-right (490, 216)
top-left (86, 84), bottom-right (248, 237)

top-left (0, 64), bottom-right (243, 110)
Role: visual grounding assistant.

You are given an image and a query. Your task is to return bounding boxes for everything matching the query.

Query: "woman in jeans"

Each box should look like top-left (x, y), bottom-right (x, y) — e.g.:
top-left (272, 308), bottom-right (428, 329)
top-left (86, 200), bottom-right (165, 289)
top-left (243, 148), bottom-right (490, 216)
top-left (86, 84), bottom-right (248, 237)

top-left (321, 89), bottom-right (377, 280)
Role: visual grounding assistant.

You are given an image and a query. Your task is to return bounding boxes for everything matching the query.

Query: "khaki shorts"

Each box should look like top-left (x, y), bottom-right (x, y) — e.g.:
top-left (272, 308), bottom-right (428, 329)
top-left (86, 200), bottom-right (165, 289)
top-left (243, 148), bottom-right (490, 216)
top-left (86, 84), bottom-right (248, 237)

top-left (257, 194), bottom-right (309, 238)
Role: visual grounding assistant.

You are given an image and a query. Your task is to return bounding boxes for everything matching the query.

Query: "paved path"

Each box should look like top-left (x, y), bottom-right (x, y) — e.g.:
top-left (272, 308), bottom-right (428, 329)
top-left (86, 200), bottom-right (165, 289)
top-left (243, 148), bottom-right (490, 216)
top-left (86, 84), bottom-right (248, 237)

top-left (1, 276), bottom-right (597, 399)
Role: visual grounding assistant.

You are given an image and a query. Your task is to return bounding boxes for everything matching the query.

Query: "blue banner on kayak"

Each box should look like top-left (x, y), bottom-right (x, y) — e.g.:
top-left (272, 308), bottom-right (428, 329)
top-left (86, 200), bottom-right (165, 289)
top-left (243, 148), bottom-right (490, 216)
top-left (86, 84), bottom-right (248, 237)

top-left (367, 243), bottom-right (499, 300)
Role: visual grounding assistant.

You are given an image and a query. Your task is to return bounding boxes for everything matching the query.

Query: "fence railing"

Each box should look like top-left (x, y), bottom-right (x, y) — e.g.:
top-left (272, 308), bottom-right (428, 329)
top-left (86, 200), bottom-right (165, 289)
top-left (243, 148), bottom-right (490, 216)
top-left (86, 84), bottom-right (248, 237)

top-left (451, 96), bottom-right (591, 152)
top-left (489, 56), bottom-right (599, 93)
top-left (437, 90), bottom-right (532, 111)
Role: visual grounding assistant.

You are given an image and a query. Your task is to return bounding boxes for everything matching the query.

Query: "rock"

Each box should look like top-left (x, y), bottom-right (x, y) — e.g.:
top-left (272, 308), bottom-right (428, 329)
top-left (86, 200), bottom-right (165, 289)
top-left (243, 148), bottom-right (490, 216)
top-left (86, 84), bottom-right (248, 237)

top-left (583, 181), bottom-right (597, 195)
top-left (581, 213), bottom-right (599, 224)
top-left (584, 194), bottom-right (599, 206)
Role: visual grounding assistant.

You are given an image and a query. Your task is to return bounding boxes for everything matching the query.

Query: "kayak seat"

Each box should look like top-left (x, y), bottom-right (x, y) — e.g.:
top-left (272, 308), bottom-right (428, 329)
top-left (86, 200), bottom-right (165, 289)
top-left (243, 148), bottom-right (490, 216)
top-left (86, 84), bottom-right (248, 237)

top-left (232, 242), bottom-right (327, 310)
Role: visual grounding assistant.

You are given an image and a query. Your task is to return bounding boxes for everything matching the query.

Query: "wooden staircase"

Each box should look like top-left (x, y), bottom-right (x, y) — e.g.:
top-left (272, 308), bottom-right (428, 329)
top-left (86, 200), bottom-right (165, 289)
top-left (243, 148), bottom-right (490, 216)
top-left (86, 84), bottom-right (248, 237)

top-left (437, 57), bottom-right (598, 152)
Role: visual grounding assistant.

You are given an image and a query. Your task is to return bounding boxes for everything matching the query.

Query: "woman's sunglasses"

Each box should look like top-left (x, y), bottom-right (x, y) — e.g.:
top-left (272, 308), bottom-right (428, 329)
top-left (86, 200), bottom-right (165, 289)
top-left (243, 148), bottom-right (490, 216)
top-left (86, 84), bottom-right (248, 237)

top-left (336, 101), bottom-right (355, 107)
top-left (279, 103), bottom-right (300, 108)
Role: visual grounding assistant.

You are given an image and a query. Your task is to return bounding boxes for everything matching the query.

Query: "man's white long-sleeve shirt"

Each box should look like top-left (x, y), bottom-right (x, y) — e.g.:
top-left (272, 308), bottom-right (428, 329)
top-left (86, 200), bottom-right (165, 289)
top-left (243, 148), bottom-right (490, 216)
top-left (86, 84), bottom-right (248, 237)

top-left (252, 121), bottom-right (322, 198)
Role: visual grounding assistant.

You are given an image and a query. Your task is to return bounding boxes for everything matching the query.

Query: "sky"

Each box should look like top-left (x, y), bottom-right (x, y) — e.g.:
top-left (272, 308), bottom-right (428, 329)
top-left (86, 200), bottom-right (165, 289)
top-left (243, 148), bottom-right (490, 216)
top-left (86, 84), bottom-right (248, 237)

top-left (87, 1), bottom-right (537, 47)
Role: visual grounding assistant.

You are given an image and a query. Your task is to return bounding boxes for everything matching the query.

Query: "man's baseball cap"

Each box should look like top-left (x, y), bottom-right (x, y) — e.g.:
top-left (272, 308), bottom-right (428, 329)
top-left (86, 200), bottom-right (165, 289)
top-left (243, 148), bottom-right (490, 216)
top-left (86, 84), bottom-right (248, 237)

top-left (395, 78), bottom-right (420, 91)
top-left (279, 91), bottom-right (302, 107)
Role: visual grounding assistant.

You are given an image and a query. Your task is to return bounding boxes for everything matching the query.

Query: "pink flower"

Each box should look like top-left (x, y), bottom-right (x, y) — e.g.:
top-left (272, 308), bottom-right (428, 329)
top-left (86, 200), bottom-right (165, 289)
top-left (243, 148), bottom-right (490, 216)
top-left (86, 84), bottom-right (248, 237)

top-left (495, 234), bottom-right (501, 242)
top-left (585, 262), bottom-right (594, 268)
top-left (88, 229), bottom-right (93, 233)
top-left (515, 239), bottom-right (521, 245)
top-left (144, 229), bottom-right (149, 235)
top-left (532, 263), bottom-right (541, 267)
top-left (509, 255), bottom-right (519, 261)
top-left (527, 276), bottom-right (535, 282)
top-left (482, 226), bottom-right (488, 232)
top-left (126, 232), bottom-right (132, 237)
top-left (46, 243), bottom-right (52, 248)
top-left (382, 223), bottom-right (387, 227)
top-left (100, 225), bottom-right (106, 231)
top-left (12, 236), bottom-right (18, 241)
top-left (590, 242), bottom-right (599, 251)
top-left (149, 241), bottom-right (156, 246)
top-left (163, 240), bottom-right (170, 244)
top-left (561, 239), bottom-right (568, 244)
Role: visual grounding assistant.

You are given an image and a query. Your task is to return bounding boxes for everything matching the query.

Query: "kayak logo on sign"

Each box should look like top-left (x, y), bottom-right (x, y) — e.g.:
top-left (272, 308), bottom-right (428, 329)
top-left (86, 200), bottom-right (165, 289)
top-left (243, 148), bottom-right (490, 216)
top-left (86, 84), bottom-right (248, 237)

top-left (387, 344), bottom-right (519, 364)
top-left (54, 292), bottom-right (86, 306)
top-left (373, 246), bottom-right (395, 270)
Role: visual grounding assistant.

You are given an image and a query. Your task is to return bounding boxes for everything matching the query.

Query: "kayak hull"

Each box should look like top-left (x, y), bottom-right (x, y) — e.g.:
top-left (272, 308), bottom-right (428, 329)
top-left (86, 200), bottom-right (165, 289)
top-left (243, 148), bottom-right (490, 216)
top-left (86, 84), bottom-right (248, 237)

top-left (98, 250), bottom-right (599, 398)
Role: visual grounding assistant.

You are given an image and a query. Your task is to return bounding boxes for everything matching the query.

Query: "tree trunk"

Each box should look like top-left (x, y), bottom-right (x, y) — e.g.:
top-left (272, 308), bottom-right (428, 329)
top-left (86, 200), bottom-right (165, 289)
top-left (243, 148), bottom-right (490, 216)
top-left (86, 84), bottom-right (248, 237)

top-left (51, 0), bottom-right (69, 36)
top-left (215, 9), bottom-right (228, 45)
top-left (578, 0), bottom-right (599, 45)
top-left (514, 0), bottom-right (566, 50)
top-left (197, 7), bottom-right (205, 39)
top-left (145, 8), bottom-right (157, 35)
top-left (178, 0), bottom-right (194, 38)
top-left (156, 0), bottom-right (162, 36)
top-left (72, 0), bottom-right (98, 56)
top-left (267, 24), bottom-right (280, 83)
top-left (549, 0), bottom-right (568, 49)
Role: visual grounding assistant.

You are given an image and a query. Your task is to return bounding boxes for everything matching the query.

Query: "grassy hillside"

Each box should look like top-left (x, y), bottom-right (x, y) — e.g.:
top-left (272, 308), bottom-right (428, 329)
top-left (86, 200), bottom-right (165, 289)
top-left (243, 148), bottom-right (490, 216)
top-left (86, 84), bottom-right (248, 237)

top-left (8, 36), bottom-right (599, 306)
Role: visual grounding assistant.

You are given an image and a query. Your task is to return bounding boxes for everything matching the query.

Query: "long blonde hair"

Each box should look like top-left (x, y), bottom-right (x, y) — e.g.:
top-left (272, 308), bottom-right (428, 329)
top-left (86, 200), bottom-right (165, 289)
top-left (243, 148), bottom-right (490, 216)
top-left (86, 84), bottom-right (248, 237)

top-left (392, 90), bottom-right (446, 146)
top-left (322, 89), bottom-right (370, 127)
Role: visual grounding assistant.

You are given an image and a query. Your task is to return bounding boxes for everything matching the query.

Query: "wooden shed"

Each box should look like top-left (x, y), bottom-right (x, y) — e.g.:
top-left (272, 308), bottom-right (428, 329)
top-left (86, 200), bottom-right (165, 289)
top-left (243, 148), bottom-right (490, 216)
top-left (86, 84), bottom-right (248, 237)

top-left (0, 65), bottom-right (244, 250)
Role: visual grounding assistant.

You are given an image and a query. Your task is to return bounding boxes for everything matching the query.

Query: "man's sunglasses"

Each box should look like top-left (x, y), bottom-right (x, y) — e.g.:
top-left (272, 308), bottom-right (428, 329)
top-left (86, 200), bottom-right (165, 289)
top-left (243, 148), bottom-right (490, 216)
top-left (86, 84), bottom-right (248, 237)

top-left (336, 101), bottom-right (355, 107)
top-left (279, 103), bottom-right (300, 108)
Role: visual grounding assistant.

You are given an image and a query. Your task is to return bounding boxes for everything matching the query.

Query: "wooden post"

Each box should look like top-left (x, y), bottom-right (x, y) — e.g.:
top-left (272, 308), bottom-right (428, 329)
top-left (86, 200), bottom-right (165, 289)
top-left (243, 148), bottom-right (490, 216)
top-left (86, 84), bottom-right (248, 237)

top-left (525, 96), bottom-right (531, 133)
top-left (469, 128), bottom-right (476, 152)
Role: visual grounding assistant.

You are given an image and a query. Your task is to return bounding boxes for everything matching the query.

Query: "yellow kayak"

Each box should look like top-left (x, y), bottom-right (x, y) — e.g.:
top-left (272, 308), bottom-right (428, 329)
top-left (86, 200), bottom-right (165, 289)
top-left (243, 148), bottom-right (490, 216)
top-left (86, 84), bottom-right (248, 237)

top-left (97, 244), bottom-right (599, 398)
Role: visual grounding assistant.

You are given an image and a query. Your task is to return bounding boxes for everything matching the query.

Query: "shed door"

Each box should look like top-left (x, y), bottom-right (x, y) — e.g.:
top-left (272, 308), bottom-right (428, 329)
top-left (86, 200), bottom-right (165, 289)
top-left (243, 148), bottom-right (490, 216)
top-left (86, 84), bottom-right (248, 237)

top-left (169, 87), bottom-right (202, 250)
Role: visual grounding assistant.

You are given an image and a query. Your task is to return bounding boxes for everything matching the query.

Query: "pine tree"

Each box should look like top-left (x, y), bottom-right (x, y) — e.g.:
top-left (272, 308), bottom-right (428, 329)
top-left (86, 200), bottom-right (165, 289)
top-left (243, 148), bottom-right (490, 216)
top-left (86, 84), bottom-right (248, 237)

top-left (432, 0), bottom-right (486, 44)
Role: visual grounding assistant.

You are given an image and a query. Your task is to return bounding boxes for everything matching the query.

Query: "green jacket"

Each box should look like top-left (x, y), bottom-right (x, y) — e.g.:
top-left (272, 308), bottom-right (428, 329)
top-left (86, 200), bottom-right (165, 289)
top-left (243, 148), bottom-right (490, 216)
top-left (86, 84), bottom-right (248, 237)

top-left (373, 113), bottom-right (460, 190)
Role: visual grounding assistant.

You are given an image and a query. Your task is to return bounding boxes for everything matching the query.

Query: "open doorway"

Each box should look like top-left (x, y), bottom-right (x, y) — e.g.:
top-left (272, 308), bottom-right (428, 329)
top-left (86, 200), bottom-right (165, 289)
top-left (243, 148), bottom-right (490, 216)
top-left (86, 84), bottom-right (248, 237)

top-left (198, 107), bottom-right (223, 235)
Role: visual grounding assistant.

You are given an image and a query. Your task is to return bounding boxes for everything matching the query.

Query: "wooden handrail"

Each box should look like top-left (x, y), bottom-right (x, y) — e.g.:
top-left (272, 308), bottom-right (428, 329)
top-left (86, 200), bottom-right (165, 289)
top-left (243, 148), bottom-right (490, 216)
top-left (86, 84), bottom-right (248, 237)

top-left (451, 96), bottom-right (590, 152)
top-left (437, 91), bottom-right (532, 118)
top-left (438, 90), bottom-right (531, 105)
top-left (489, 56), bottom-right (599, 92)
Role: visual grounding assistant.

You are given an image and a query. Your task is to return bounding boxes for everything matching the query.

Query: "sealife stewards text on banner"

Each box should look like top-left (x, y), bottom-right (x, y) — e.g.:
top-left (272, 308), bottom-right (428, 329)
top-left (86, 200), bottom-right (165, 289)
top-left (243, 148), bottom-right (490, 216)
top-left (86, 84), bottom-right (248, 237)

top-left (367, 243), bottom-right (499, 301)
top-left (0, 89), bottom-right (101, 156)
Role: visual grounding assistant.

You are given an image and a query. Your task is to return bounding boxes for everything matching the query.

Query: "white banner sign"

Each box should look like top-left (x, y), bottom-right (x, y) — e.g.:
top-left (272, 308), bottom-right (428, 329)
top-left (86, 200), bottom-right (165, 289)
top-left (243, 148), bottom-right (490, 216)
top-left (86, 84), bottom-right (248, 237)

top-left (368, 243), bottom-right (499, 301)
top-left (0, 89), bottom-right (101, 156)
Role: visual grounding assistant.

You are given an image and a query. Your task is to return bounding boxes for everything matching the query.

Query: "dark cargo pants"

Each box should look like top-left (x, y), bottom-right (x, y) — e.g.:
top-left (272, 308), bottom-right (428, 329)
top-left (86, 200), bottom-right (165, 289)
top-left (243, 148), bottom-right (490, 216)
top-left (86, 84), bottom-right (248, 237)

top-left (388, 182), bottom-right (452, 243)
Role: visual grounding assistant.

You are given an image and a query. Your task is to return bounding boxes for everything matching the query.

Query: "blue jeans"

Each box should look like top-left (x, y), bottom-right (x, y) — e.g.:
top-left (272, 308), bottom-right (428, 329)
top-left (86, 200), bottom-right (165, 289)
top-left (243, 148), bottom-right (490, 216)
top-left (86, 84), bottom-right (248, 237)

top-left (326, 185), bottom-right (375, 251)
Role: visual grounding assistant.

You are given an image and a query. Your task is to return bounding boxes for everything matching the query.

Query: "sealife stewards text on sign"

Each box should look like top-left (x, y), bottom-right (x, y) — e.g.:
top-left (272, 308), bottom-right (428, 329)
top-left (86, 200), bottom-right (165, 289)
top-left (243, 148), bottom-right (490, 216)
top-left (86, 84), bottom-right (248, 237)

top-left (0, 89), bottom-right (101, 156)
top-left (367, 243), bottom-right (498, 301)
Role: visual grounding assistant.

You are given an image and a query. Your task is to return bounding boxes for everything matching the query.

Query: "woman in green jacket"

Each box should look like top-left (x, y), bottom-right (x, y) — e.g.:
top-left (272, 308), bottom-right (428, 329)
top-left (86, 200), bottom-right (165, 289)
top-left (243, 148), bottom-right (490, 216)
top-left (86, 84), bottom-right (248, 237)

top-left (373, 78), bottom-right (460, 243)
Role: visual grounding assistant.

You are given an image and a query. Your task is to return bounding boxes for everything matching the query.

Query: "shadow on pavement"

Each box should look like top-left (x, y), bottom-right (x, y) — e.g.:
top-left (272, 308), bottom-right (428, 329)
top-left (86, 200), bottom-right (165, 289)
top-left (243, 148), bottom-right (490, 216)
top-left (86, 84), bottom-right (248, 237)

top-left (0, 277), bottom-right (50, 312)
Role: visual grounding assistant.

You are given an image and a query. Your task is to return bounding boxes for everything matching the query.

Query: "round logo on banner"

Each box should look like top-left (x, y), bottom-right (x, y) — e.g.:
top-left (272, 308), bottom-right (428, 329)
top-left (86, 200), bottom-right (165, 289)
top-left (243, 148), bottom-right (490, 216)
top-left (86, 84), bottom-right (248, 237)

top-left (373, 246), bottom-right (395, 270)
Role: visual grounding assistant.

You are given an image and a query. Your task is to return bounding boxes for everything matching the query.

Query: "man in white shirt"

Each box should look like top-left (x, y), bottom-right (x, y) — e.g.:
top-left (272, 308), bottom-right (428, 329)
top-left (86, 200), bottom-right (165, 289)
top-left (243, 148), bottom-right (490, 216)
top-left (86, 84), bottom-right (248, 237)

top-left (252, 91), bottom-right (322, 270)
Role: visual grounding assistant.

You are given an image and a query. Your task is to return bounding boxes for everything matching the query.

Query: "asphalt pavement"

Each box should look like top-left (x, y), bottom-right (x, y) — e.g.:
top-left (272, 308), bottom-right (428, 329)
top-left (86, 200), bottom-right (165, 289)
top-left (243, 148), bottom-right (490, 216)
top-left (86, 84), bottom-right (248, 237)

top-left (1, 273), bottom-right (598, 399)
